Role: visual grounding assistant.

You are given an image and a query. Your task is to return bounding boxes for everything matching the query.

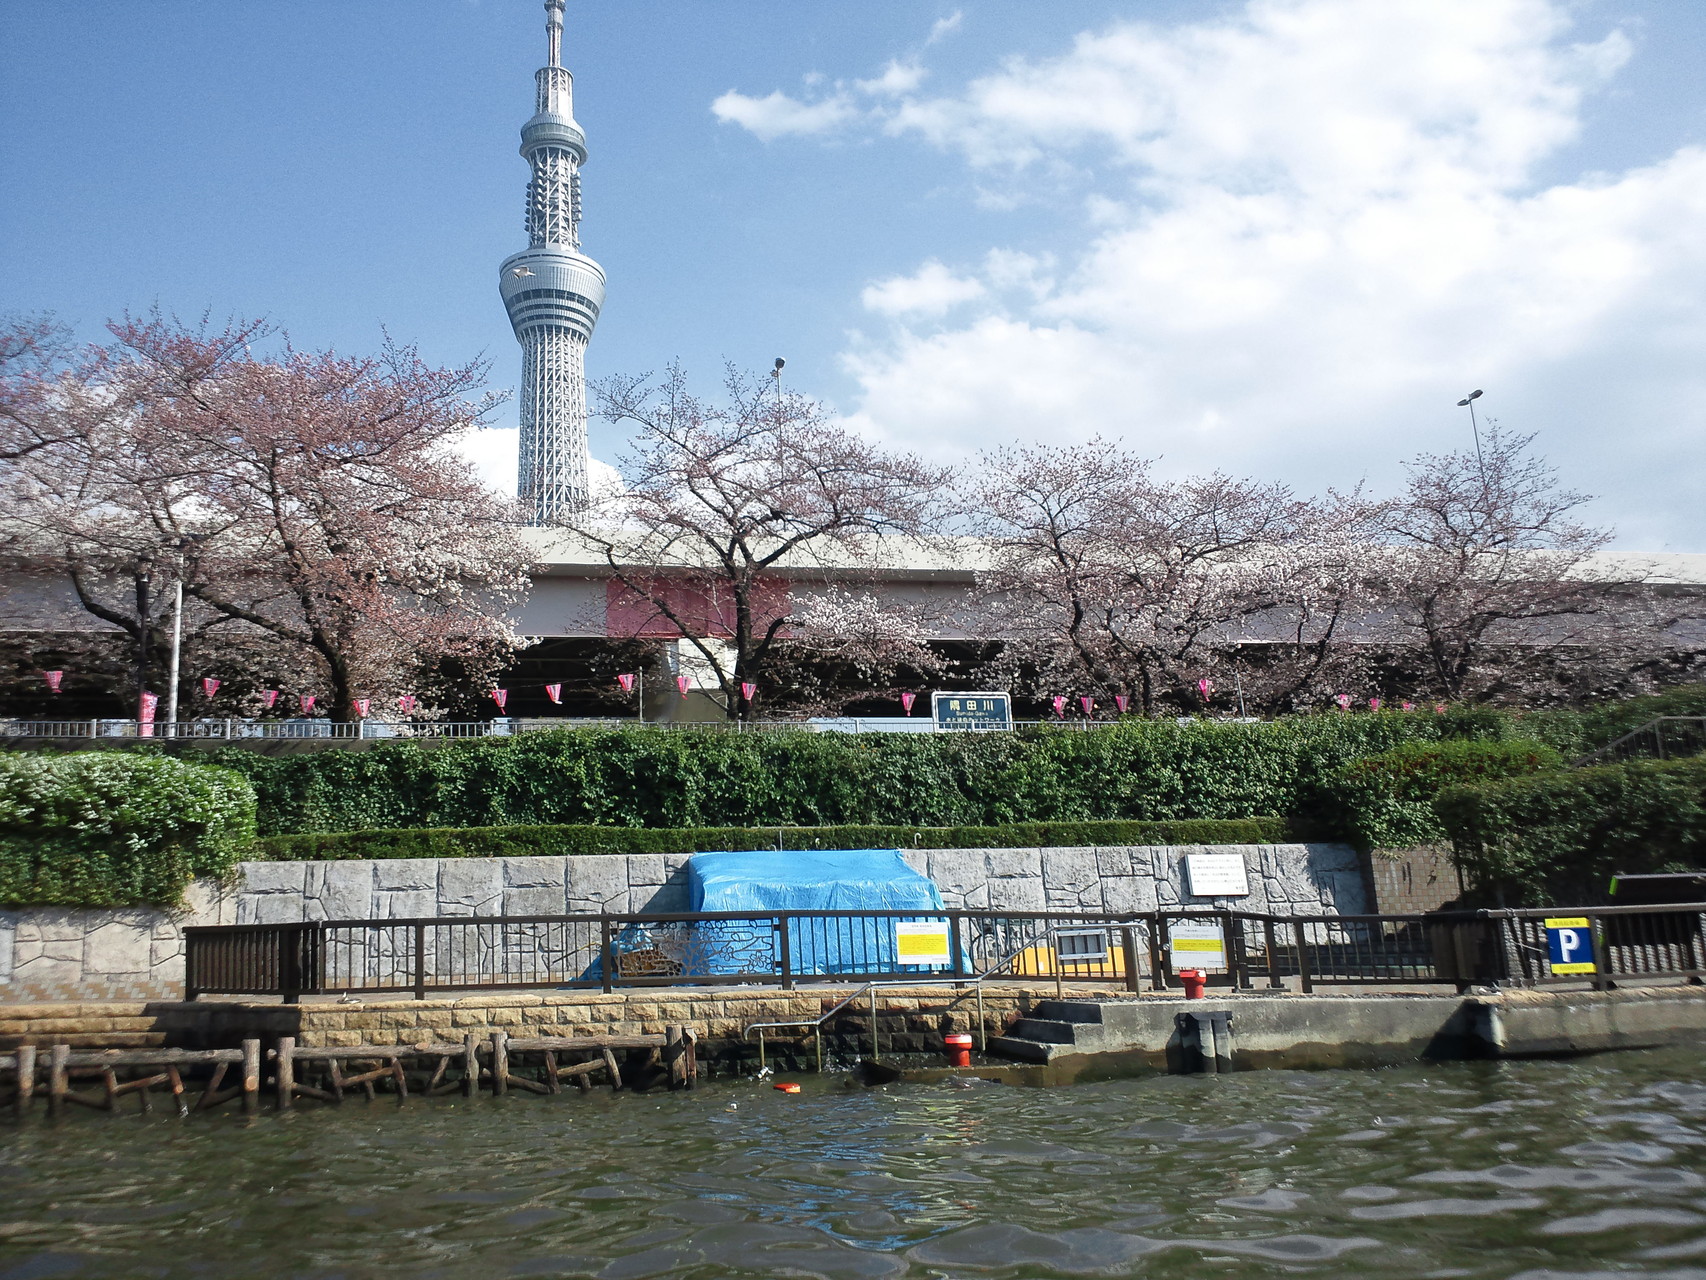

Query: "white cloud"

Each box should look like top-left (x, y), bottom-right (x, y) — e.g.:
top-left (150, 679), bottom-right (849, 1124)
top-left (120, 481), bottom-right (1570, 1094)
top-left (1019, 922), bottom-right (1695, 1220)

top-left (927, 11), bottom-right (964, 46)
top-left (811, 0), bottom-right (1706, 548)
top-left (711, 88), bottom-right (854, 140)
top-left (857, 60), bottom-right (927, 98)
top-left (862, 260), bottom-right (987, 317)
top-left (454, 425), bottom-right (517, 494)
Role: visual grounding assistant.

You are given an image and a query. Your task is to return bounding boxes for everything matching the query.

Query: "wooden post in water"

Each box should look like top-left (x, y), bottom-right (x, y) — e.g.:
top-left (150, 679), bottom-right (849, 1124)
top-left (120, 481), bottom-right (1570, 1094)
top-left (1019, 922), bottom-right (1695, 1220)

top-left (241, 1040), bottom-right (261, 1114)
top-left (14, 1045), bottom-right (34, 1116)
top-left (491, 1031), bottom-right (508, 1096)
top-left (276, 1037), bottom-right (295, 1110)
top-left (665, 1025), bottom-right (685, 1090)
top-left (167, 1065), bottom-right (187, 1117)
top-left (47, 1045), bottom-right (68, 1117)
top-left (684, 1027), bottom-right (698, 1089)
top-left (462, 1034), bottom-right (479, 1097)
top-left (600, 1047), bottom-right (621, 1091)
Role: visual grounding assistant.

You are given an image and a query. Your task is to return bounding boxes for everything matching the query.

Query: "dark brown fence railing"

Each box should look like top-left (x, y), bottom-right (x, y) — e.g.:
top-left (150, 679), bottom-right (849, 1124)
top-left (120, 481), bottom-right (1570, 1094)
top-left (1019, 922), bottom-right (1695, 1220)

top-left (182, 904), bottom-right (1706, 1002)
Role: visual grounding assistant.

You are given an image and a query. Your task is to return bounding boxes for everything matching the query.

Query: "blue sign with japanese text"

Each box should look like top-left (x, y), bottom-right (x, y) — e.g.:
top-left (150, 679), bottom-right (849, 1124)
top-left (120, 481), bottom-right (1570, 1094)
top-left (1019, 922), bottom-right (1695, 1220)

top-left (932, 691), bottom-right (1013, 731)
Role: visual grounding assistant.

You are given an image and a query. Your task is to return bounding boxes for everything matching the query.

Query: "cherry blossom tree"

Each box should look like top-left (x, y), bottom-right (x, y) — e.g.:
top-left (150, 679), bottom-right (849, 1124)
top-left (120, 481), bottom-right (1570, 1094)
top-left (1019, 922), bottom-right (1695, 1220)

top-left (562, 365), bottom-right (953, 719)
top-left (971, 440), bottom-right (1354, 715)
top-left (1371, 425), bottom-right (1636, 703)
top-left (3, 315), bottom-right (530, 721)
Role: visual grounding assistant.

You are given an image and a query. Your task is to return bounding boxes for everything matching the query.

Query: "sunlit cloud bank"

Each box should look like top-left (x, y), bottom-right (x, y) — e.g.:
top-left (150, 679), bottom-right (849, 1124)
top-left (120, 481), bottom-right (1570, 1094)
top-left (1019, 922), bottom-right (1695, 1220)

top-left (716, 0), bottom-right (1706, 548)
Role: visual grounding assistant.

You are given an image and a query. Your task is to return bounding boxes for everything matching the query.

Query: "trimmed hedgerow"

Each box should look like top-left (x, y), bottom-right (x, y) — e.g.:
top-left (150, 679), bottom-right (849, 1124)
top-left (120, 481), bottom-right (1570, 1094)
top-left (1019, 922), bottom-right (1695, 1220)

top-left (1434, 756), bottom-right (1706, 906)
top-left (1325, 738), bottom-right (1562, 852)
top-left (254, 816), bottom-right (1291, 862)
top-left (0, 752), bottom-right (256, 907)
top-left (207, 712), bottom-right (1477, 837)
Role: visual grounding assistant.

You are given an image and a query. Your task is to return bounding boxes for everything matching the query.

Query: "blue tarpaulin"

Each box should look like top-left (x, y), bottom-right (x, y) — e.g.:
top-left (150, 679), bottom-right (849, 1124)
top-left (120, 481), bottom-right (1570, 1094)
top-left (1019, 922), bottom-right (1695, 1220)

top-left (688, 849), bottom-right (949, 977)
top-left (583, 849), bottom-right (950, 981)
top-left (688, 849), bottom-right (945, 913)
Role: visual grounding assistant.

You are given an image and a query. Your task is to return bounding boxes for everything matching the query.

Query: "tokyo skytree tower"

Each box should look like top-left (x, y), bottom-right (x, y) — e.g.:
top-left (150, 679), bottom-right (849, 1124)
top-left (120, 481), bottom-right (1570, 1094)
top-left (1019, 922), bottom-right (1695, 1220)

top-left (500, 0), bottom-right (605, 523)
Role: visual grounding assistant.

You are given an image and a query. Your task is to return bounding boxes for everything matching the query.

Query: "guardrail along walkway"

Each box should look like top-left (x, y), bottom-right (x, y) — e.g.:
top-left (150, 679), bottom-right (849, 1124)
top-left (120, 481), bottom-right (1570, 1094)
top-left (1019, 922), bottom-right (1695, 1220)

top-left (185, 903), bottom-right (1706, 1001)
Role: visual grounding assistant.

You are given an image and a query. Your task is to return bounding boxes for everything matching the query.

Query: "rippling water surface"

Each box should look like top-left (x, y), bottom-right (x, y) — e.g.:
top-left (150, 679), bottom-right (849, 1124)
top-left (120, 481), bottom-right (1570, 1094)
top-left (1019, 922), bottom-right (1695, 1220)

top-left (4, 1051), bottom-right (1706, 1278)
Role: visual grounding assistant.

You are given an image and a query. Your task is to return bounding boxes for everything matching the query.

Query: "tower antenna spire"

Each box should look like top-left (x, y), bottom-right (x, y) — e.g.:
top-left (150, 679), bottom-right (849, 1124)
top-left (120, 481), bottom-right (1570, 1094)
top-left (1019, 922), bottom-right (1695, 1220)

top-left (545, 0), bottom-right (564, 68)
top-left (500, 0), bottom-right (605, 523)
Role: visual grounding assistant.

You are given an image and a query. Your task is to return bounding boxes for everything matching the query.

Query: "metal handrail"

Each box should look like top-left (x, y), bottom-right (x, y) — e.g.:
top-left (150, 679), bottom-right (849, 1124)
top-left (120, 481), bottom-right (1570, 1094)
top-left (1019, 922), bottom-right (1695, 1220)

top-left (742, 918), bottom-right (1152, 1067)
top-left (1572, 716), bottom-right (1706, 767)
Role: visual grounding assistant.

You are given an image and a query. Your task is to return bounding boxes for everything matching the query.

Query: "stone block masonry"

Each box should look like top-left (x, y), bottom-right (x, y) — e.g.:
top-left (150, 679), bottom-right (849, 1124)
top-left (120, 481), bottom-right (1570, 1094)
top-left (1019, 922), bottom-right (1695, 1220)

top-left (0, 843), bottom-right (1365, 1004)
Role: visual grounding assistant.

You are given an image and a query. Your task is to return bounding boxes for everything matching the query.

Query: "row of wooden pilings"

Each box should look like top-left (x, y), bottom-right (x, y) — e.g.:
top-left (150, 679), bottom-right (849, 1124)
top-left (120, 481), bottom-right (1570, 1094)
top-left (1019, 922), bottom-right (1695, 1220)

top-left (4, 1027), bottom-right (699, 1118)
top-left (3, 1043), bottom-right (264, 1117)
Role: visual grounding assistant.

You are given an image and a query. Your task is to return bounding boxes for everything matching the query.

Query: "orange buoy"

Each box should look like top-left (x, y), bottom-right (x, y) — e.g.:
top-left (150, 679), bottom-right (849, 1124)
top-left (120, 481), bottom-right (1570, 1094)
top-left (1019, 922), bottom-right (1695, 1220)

top-left (774, 1082), bottom-right (801, 1093)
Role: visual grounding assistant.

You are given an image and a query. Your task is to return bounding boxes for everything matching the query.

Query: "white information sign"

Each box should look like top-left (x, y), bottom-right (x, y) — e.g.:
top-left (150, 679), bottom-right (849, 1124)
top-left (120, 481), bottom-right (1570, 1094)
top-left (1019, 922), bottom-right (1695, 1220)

top-left (1185, 853), bottom-right (1251, 898)
top-left (1168, 923), bottom-right (1228, 970)
top-left (894, 921), bottom-right (953, 966)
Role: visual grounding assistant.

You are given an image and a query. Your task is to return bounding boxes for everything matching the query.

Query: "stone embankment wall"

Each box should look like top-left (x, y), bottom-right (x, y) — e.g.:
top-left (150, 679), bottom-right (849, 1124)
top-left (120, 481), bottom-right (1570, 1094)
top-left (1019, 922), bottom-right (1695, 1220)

top-left (0, 842), bottom-right (1366, 1004)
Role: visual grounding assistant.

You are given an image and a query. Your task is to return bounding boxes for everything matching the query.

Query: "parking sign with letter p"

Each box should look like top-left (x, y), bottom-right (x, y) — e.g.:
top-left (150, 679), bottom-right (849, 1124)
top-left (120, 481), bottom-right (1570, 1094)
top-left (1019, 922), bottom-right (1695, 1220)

top-left (1544, 916), bottom-right (1597, 975)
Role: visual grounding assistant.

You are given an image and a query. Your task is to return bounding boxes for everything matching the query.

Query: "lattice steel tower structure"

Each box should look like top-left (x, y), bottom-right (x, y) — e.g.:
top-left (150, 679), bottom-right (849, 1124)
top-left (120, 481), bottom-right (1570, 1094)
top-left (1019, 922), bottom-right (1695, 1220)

top-left (500, 0), bottom-right (605, 523)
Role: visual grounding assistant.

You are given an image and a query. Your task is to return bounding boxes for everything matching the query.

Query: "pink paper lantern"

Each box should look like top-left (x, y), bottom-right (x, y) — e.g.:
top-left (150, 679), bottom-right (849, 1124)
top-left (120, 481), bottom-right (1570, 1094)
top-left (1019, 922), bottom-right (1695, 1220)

top-left (676, 676), bottom-right (690, 697)
top-left (1368, 697), bottom-right (1382, 711)
top-left (397, 694), bottom-right (417, 714)
top-left (1197, 677), bottom-right (1212, 699)
top-left (1114, 695), bottom-right (1129, 714)
top-left (1079, 696), bottom-right (1094, 716)
top-left (1335, 693), bottom-right (1351, 710)
top-left (1052, 695), bottom-right (1067, 717)
top-left (741, 682), bottom-right (756, 700)
top-left (299, 694), bottom-right (316, 714)
top-left (42, 670), bottom-right (63, 693)
top-left (490, 688), bottom-right (508, 710)
top-left (900, 692), bottom-right (916, 715)
top-left (353, 698), bottom-right (370, 718)
top-left (1402, 701), bottom-right (1414, 712)
top-left (617, 673), bottom-right (636, 693)
top-left (201, 677), bottom-right (221, 698)
top-left (261, 689), bottom-right (280, 709)
top-left (545, 683), bottom-right (562, 704)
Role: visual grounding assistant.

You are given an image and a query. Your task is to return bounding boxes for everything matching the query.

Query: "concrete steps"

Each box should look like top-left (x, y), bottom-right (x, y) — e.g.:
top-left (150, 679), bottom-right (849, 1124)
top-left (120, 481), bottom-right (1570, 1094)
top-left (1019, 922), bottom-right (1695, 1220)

top-left (989, 998), bottom-right (1144, 1063)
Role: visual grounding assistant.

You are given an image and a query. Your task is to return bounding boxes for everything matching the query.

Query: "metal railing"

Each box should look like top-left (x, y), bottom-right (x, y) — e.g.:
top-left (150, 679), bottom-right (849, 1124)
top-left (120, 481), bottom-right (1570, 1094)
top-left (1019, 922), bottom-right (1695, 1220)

top-left (185, 903), bottom-right (1702, 1003)
top-left (3, 716), bottom-right (1260, 744)
top-left (0, 717), bottom-right (816, 741)
top-left (741, 917), bottom-right (1151, 1067)
top-left (1573, 716), bottom-right (1706, 767)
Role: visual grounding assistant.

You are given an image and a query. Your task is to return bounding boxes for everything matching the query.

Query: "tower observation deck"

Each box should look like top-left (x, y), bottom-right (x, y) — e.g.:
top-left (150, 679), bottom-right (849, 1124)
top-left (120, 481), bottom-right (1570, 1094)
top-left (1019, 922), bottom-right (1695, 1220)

top-left (500, 0), bottom-right (605, 523)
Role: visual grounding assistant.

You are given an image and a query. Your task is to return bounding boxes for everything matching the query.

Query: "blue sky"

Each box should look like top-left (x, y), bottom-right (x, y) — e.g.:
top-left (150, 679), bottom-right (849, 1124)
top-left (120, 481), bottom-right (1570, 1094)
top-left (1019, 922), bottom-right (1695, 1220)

top-left (3, 0), bottom-right (1705, 547)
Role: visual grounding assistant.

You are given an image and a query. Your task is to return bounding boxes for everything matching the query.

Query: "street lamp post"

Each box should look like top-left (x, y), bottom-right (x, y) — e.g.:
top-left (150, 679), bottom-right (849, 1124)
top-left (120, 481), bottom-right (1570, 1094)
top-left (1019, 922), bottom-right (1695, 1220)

top-left (1455, 388), bottom-right (1486, 476)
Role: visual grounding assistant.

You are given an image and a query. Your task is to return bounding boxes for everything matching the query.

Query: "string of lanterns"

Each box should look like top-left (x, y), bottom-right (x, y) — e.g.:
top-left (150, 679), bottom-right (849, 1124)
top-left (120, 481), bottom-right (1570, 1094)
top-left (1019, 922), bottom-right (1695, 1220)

top-left (35, 667), bottom-right (1449, 719)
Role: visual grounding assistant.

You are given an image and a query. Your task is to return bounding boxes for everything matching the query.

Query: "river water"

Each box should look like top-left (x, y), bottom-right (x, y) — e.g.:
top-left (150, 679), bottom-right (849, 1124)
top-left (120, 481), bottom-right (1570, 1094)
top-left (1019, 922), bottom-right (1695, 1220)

top-left (4, 1050), bottom-right (1706, 1279)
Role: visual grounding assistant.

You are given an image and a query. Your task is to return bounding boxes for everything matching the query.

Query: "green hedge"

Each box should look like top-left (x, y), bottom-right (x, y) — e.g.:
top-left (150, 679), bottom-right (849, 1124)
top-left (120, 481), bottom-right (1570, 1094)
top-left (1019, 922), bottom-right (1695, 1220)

top-left (1326, 739), bottom-right (1562, 851)
top-left (1434, 756), bottom-right (1706, 905)
top-left (1514, 682), bottom-right (1706, 757)
top-left (0, 753), bottom-right (256, 907)
top-left (209, 712), bottom-right (1476, 837)
top-left (255, 816), bottom-right (1290, 862)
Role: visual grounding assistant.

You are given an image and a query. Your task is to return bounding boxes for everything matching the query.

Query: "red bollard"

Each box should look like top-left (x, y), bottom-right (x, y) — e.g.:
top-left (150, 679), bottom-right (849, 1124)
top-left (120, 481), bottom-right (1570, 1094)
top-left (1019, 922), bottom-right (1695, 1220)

top-left (943, 1034), bottom-right (973, 1068)
top-left (1179, 968), bottom-right (1207, 999)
